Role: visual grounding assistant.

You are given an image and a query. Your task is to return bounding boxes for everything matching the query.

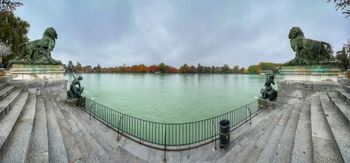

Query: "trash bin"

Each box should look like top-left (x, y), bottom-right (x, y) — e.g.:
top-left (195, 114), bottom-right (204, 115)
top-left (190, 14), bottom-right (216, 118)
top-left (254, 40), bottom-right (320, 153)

top-left (219, 119), bottom-right (230, 148)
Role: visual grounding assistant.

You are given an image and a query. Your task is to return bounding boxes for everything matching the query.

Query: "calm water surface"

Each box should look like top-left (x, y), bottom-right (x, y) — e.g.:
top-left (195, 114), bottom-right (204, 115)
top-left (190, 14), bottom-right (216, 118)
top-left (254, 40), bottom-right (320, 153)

top-left (66, 74), bottom-right (276, 123)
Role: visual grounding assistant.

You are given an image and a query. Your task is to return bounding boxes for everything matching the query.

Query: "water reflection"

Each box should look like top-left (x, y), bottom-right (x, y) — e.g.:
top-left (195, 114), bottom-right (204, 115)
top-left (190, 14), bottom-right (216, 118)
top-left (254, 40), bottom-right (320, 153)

top-left (64, 73), bottom-right (267, 123)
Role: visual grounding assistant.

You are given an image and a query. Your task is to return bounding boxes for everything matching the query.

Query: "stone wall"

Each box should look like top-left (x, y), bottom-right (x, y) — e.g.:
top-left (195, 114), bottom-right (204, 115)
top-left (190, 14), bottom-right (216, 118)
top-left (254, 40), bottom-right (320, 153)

top-left (277, 80), bottom-right (339, 104)
top-left (9, 79), bottom-right (67, 100)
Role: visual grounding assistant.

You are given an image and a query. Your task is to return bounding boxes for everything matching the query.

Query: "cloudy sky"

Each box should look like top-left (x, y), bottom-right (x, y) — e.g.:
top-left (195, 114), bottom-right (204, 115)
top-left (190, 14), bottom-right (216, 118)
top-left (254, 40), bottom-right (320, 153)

top-left (15, 0), bottom-right (350, 68)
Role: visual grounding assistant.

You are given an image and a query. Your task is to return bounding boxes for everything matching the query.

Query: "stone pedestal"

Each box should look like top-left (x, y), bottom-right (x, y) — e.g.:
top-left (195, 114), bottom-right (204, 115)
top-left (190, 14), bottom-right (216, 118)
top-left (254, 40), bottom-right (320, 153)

top-left (279, 64), bottom-right (341, 82)
top-left (8, 64), bottom-right (67, 100)
top-left (10, 80), bottom-right (67, 100)
top-left (10, 64), bottom-right (64, 80)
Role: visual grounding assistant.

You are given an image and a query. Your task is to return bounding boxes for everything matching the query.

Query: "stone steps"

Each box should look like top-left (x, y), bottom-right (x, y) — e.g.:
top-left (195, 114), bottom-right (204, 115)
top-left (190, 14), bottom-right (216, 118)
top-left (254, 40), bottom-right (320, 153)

top-left (291, 100), bottom-right (312, 163)
top-left (0, 85), bottom-right (15, 101)
top-left (338, 78), bottom-right (350, 87)
top-left (320, 92), bottom-right (350, 163)
top-left (274, 101), bottom-right (302, 163)
top-left (57, 101), bottom-right (121, 161)
top-left (51, 99), bottom-right (111, 162)
top-left (0, 83), bottom-right (8, 91)
top-left (216, 107), bottom-right (283, 163)
top-left (310, 93), bottom-right (343, 163)
top-left (46, 98), bottom-right (82, 163)
top-left (45, 97), bottom-right (69, 163)
top-left (336, 88), bottom-right (350, 104)
top-left (0, 88), bottom-right (22, 118)
top-left (0, 93), bottom-right (36, 163)
top-left (256, 104), bottom-right (294, 163)
top-left (240, 108), bottom-right (285, 163)
top-left (0, 91), bottom-right (28, 156)
top-left (343, 84), bottom-right (350, 93)
top-left (27, 96), bottom-right (49, 163)
top-left (328, 92), bottom-right (350, 124)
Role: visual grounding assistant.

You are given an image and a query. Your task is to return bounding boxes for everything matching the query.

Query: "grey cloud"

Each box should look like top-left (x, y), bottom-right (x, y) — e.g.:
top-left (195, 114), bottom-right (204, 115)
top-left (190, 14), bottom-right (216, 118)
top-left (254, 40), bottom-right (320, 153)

top-left (15, 0), bottom-right (350, 68)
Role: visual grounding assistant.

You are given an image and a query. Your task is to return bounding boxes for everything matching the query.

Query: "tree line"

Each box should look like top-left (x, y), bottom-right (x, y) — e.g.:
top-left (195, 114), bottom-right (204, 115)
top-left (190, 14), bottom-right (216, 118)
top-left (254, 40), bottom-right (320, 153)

top-left (65, 62), bottom-right (254, 74)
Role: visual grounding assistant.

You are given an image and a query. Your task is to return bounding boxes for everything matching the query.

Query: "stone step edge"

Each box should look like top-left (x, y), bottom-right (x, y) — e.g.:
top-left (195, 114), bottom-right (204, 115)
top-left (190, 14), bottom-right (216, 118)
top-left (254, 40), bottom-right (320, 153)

top-left (256, 104), bottom-right (295, 163)
top-left (0, 93), bottom-right (36, 162)
top-left (0, 90), bottom-right (27, 154)
top-left (321, 92), bottom-right (350, 163)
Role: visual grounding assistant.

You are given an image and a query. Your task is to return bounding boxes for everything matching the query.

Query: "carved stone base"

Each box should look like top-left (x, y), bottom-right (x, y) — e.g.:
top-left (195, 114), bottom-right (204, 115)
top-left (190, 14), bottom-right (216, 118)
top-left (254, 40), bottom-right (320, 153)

top-left (279, 64), bottom-right (341, 81)
top-left (10, 64), bottom-right (65, 80)
top-left (10, 79), bottom-right (67, 100)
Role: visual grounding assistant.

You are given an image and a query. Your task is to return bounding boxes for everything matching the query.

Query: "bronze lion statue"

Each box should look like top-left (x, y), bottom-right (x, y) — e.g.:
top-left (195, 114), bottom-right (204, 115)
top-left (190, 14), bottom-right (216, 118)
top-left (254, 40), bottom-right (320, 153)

top-left (9, 27), bottom-right (62, 66)
top-left (285, 27), bottom-right (335, 65)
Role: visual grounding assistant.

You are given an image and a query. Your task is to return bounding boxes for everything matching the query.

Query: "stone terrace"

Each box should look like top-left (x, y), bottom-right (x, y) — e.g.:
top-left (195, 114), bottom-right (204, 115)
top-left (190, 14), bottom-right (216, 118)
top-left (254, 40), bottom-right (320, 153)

top-left (0, 79), bottom-right (349, 163)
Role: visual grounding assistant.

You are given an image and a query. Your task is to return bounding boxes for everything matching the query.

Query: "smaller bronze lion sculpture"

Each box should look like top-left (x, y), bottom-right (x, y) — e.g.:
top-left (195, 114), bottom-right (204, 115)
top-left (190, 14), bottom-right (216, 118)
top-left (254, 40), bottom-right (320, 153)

top-left (285, 27), bottom-right (335, 65)
top-left (9, 27), bottom-right (62, 66)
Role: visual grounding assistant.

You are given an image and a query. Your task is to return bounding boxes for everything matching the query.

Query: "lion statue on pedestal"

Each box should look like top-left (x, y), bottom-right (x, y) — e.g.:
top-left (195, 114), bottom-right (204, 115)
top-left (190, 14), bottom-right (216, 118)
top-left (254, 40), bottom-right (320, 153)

top-left (8, 27), bottom-right (62, 66)
top-left (285, 27), bottom-right (335, 65)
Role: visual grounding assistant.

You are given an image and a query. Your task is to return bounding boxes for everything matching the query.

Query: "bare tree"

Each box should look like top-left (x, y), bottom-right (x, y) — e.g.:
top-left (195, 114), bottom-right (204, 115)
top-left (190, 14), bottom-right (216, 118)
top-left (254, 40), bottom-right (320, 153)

top-left (0, 42), bottom-right (11, 68)
top-left (0, 0), bottom-right (22, 12)
top-left (328, 0), bottom-right (350, 17)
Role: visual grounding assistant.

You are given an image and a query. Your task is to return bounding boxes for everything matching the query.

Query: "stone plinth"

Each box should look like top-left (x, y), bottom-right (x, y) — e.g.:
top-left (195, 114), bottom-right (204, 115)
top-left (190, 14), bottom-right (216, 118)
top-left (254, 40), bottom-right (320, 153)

top-left (258, 98), bottom-right (277, 109)
top-left (10, 64), bottom-right (64, 80)
top-left (279, 64), bottom-right (341, 82)
top-left (277, 80), bottom-right (338, 105)
top-left (10, 79), bottom-right (67, 100)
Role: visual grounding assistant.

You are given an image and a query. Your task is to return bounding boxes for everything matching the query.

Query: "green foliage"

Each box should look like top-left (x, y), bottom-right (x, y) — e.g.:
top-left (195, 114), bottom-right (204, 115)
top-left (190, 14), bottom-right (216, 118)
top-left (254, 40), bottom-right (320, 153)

top-left (259, 62), bottom-right (277, 71)
top-left (335, 41), bottom-right (350, 70)
top-left (158, 62), bottom-right (169, 73)
top-left (248, 65), bottom-right (259, 74)
top-left (0, 11), bottom-right (29, 66)
top-left (222, 64), bottom-right (230, 73)
top-left (247, 62), bottom-right (280, 74)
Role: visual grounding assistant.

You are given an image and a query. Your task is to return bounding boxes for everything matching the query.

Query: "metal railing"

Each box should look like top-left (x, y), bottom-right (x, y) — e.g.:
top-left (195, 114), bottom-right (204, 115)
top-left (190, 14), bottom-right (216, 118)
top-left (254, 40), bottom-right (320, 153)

top-left (80, 98), bottom-right (261, 150)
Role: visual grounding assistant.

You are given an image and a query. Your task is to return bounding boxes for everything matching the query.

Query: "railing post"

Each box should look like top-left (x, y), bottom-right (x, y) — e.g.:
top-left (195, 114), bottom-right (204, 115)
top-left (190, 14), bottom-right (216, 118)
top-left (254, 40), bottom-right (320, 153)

top-left (246, 106), bottom-right (252, 125)
top-left (212, 119), bottom-right (216, 150)
top-left (117, 115), bottom-right (124, 142)
top-left (89, 101), bottom-right (95, 121)
top-left (163, 125), bottom-right (167, 163)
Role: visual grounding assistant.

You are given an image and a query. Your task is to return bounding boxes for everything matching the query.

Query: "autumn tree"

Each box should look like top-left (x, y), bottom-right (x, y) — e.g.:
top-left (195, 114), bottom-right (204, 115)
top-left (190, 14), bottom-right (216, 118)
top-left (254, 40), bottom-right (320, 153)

top-left (93, 64), bottom-right (102, 73)
top-left (158, 62), bottom-right (170, 73)
top-left (179, 64), bottom-right (190, 73)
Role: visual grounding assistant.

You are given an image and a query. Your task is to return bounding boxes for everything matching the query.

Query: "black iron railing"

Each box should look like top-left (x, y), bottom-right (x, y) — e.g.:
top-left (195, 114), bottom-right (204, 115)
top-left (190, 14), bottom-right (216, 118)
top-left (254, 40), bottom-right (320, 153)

top-left (80, 98), bottom-right (261, 150)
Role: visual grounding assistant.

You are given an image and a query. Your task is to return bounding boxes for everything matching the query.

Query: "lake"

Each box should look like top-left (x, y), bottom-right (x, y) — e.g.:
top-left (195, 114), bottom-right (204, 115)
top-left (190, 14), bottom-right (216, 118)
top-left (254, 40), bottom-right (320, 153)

top-left (66, 74), bottom-right (273, 123)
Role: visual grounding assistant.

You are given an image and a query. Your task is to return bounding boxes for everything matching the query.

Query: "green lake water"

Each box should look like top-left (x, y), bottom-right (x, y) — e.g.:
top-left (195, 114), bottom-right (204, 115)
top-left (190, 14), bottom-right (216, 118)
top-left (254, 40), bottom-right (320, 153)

top-left (66, 74), bottom-right (274, 123)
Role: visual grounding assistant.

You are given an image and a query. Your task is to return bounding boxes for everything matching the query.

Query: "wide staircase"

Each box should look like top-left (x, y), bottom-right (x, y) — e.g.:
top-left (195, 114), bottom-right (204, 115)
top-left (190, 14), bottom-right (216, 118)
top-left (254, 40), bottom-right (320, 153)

top-left (0, 82), bottom-right (144, 163)
top-left (210, 79), bottom-right (350, 163)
